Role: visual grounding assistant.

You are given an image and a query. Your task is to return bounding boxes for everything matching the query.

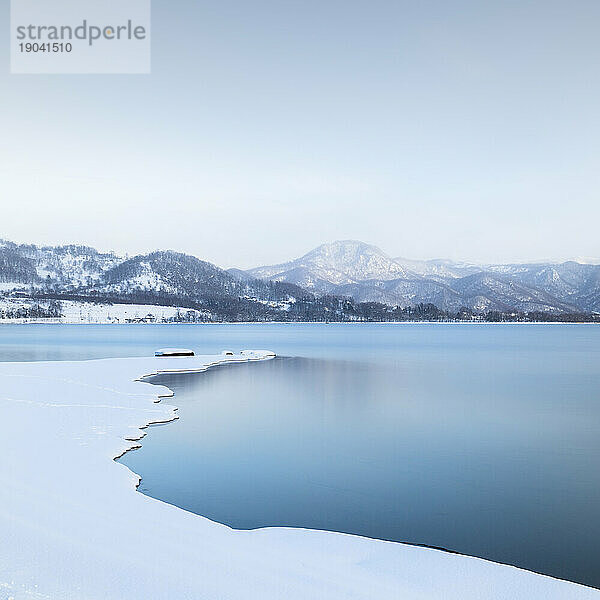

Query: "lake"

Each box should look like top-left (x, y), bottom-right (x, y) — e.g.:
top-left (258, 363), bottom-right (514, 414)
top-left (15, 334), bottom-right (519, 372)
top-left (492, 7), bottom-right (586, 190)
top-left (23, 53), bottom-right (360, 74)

top-left (1, 323), bottom-right (599, 588)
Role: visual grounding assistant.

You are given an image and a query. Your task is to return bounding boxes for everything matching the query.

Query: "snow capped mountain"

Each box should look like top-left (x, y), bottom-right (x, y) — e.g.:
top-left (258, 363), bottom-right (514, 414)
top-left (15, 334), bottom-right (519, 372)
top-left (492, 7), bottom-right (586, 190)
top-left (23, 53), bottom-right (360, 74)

top-left (95, 251), bottom-right (234, 297)
top-left (248, 240), bottom-right (414, 290)
top-left (0, 244), bottom-right (312, 321)
top-left (246, 241), bottom-right (600, 313)
top-left (0, 240), bottom-right (121, 289)
top-left (485, 262), bottom-right (600, 312)
top-left (0, 244), bottom-right (244, 299)
top-left (448, 271), bottom-right (577, 313)
top-left (0, 238), bottom-right (598, 316)
top-left (393, 257), bottom-right (483, 281)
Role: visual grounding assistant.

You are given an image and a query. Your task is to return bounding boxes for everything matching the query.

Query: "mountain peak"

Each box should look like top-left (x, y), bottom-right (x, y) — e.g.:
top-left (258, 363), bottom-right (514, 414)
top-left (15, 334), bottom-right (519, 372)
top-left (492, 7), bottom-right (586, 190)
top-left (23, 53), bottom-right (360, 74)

top-left (303, 240), bottom-right (386, 261)
top-left (248, 240), bottom-right (412, 288)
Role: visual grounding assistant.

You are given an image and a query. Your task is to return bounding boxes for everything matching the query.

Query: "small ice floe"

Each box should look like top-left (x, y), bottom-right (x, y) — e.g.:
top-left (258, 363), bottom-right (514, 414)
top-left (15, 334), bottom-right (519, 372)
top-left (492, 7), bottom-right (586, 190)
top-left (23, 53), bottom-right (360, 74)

top-left (154, 348), bottom-right (195, 357)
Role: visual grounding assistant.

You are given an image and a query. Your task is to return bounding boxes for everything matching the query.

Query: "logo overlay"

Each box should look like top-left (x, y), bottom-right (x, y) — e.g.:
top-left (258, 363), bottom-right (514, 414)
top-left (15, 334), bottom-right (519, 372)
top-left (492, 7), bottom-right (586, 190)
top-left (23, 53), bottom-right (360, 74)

top-left (10, 0), bottom-right (151, 74)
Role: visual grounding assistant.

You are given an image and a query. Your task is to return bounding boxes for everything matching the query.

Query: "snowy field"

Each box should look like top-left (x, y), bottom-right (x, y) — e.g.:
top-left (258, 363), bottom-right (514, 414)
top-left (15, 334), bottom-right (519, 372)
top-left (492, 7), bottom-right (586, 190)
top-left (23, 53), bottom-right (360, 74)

top-left (0, 352), bottom-right (598, 599)
top-left (56, 300), bottom-right (208, 323)
top-left (0, 298), bottom-right (208, 323)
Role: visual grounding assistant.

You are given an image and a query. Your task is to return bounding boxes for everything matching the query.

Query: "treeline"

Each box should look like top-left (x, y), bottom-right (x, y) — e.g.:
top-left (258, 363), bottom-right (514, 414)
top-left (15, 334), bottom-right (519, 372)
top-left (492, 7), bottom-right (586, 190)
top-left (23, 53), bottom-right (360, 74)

top-left (0, 300), bottom-right (63, 320)
top-left (4, 288), bottom-right (597, 322)
top-left (29, 291), bottom-right (450, 322)
top-left (483, 310), bottom-right (600, 323)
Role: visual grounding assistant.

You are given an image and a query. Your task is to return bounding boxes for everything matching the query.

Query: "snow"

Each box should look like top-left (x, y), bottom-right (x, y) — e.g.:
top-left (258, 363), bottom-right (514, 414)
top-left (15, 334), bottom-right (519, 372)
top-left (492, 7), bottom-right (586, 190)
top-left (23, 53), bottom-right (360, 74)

top-left (58, 301), bottom-right (199, 323)
top-left (0, 298), bottom-right (209, 324)
top-left (249, 240), bottom-right (412, 287)
top-left (0, 352), bottom-right (598, 600)
top-left (0, 283), bottom-right (29, 291)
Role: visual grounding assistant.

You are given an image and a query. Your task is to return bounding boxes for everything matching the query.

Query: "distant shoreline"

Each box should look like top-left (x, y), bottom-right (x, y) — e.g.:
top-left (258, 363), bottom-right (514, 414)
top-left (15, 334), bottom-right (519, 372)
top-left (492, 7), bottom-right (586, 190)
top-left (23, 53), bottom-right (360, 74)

top-left (0, 320), bottom-right (598, 326)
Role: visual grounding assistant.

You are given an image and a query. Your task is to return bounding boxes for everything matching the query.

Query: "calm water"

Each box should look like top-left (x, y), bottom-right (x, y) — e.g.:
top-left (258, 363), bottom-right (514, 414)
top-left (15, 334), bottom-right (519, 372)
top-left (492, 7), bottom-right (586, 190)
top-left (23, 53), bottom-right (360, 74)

top-left (1, 324), bottom-right (599, 588)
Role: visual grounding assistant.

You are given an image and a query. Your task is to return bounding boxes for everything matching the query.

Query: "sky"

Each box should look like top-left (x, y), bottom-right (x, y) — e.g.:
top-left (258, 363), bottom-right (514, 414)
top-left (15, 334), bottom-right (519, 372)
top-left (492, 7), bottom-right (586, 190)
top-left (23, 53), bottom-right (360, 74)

top-left (1, 0), bottom-right (599, 268)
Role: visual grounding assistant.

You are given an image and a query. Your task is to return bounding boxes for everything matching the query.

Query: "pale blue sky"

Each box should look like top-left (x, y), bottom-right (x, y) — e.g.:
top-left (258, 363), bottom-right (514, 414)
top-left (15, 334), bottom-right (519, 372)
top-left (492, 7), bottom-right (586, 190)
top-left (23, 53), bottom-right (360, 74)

top-left (1, 0), bottom-right (599, 267)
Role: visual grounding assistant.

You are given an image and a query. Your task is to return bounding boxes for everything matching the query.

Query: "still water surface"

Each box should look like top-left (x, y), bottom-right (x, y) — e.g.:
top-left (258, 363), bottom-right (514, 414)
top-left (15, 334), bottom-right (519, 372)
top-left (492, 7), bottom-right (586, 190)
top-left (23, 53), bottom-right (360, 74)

top-left (1, 324), bottom-right (599, 588)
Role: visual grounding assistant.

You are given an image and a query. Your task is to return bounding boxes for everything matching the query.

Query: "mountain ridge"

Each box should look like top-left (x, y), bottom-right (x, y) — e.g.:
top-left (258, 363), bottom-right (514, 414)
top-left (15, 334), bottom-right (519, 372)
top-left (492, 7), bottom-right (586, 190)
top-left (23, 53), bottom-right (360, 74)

top-left (245, 240), bottom-right (600, 314)
top-left (0, 238), bottom-right (598, 317)
top-left (247, 240), bottom-right (414, 290)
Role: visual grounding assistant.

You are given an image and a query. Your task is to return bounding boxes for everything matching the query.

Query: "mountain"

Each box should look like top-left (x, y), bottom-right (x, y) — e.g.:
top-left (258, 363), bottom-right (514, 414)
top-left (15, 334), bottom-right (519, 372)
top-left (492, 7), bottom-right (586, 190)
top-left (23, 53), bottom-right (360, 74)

top-left (226, 268), bottom-right (256, 282)
top-left (0, 240), bottom-right (121, 289)
top-left (94, 251), bottom-right (239, 298)
top-left (0, 242), bottom-right (307, 321)
top-left (1, 238), bottom-right (598, 319)
top-left (447, 271), bottom-right (577, 313)
top-left (393, 257), bottom-right (483, 281)
top-left (245, 241), bottom-right (600, 314)
top-left (0, 241), bottom-right (404, 322)
top-left (248, 241), bottom-right (414, 291)
top-left (485, 262), bottom-right (600, 312)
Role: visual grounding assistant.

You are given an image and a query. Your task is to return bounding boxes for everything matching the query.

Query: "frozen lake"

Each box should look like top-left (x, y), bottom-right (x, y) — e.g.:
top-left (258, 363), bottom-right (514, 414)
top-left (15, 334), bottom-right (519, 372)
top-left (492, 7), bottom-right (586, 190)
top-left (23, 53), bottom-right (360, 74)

top-left (1, 323), bottom-right (599, 588)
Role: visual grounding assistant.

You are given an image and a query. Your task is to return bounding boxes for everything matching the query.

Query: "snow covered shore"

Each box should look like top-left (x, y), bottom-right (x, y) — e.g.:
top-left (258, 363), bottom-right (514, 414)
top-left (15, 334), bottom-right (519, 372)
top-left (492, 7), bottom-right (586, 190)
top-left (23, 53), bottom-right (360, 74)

top-left (0, 353), bottom-right (598, 599)
top-left (0, 298), bottom-right (210, 324)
